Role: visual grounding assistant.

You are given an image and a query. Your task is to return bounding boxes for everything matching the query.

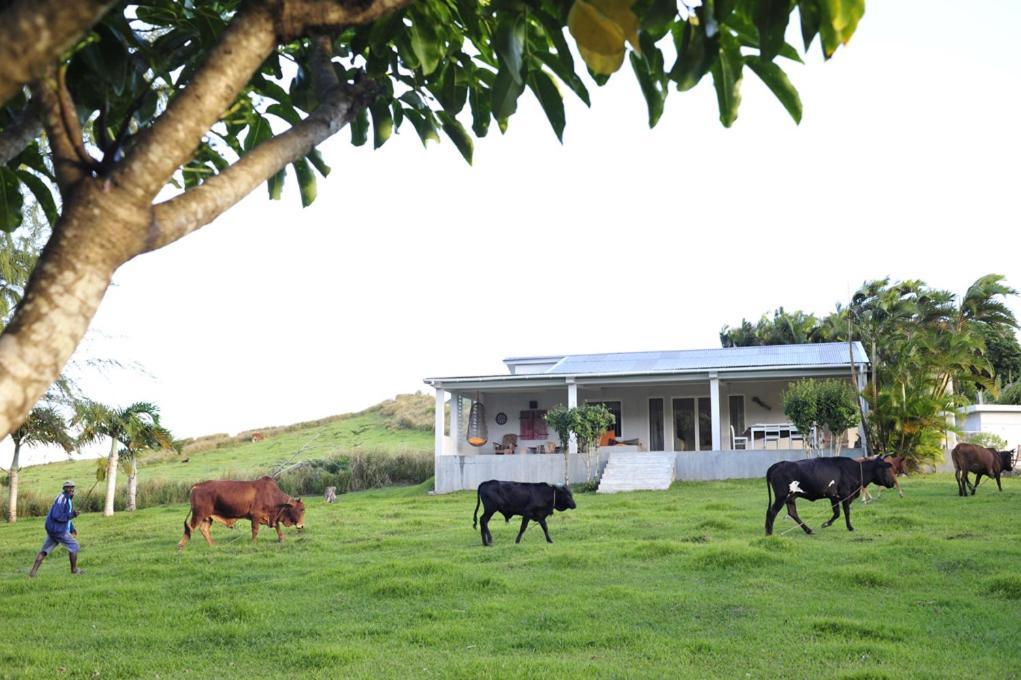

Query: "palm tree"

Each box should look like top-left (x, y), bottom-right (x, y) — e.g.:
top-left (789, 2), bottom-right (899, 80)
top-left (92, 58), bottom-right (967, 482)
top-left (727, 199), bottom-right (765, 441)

top-left (120, 414), bottom-right (174, 511)
top-left (73, 401), bottom-right (169, 516)
top-left (4, 407), bottom-right (74, 522)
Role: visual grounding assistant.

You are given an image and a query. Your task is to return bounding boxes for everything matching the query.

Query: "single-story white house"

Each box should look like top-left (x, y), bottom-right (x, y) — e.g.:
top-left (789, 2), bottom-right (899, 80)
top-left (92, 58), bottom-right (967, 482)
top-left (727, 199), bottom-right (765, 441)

top-left (424, 342), bottom-right (870, 493)
top-left (957, 403), bottom-right (1021, 450)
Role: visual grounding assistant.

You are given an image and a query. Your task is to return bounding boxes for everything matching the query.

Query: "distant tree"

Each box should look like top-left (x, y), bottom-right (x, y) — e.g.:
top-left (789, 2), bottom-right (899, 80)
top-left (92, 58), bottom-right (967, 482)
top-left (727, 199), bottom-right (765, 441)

top-left (119, 412), bottom-right (175, 511)
top-left (3, 406), bottom-right (74, 522)
top-left (0, 0), bottom-right (866, 442)
top-left (72, 400), bottom-right (168, 516)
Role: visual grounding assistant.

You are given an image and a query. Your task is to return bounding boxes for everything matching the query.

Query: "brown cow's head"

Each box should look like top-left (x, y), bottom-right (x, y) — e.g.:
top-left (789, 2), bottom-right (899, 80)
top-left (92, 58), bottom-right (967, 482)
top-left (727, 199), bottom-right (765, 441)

top-left (273, 498), bottom-right (305, 532)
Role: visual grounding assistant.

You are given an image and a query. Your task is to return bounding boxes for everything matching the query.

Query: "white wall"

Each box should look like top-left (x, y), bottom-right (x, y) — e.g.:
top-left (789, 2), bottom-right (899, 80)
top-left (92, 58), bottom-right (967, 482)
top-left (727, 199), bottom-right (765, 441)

top-left (959, 405), bottom-right (1021, 449)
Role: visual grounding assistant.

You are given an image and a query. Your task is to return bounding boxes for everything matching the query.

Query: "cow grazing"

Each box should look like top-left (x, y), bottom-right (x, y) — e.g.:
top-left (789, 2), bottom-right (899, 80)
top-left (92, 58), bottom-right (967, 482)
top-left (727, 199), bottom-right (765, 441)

top-left (472, 480), bottom-right (576, 546)
top-left (952, 443), bottom-right (1014, 496)
top-left (859, 454), bottom-right (907, 502)
top-left (177, 476), bottom-right (305, 550)
top-left (765, 456), bottom-right (896, 536)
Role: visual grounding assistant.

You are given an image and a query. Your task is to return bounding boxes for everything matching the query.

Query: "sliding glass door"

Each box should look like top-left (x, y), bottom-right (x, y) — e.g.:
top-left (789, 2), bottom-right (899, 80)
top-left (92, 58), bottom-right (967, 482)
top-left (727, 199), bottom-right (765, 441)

top-left (673, 397), bottom-right (712, 451)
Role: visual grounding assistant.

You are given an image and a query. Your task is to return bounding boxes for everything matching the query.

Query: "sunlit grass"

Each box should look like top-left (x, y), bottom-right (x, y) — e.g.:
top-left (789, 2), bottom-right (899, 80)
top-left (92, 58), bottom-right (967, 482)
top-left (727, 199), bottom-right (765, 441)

top-left (1, 474), bottom-right (1019, 678)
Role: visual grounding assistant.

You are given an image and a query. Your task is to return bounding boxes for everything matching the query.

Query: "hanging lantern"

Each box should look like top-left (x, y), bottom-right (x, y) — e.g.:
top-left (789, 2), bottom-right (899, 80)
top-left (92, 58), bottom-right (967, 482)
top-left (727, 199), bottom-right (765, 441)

top-left (466, 395), bottom-right (488, 447)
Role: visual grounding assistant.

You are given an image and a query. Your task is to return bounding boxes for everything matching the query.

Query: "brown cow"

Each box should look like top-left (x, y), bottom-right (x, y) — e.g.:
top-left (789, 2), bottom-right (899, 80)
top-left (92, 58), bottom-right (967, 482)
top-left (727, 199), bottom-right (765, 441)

top-left (177, 476), bottom-right (305, 550)
top-left (858, 455), bottom-right (907, 503)
top-left (952, 443), bottom-right (1014, 496)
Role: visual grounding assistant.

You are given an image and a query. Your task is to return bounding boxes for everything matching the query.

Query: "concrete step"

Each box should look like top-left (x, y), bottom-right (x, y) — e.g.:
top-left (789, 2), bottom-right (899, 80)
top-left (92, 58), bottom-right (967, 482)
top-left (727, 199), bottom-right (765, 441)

top-left (597, 452), bottom-right (675, 493)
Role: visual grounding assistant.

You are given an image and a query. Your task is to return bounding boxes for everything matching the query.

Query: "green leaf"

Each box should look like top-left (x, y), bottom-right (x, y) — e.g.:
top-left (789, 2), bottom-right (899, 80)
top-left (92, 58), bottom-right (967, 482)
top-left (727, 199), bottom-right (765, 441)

top-left (403, 108), bottom-right (441, 147)
top-left (350, 107), bottom-right (369, 147)
top-left (710, 33), bottom-right (743, 127)
top-left (15, 171), bottom-right (58, 227)
top-left (493, 16), bottom-right (526, 84)
top-left (641, 0), bottom-right (678, 40)
top-left (798, 0), bottom-right (821, 51)
top-left (243, 115), bottom-right (272, 152)
top-left (370, 101), bottom-right (394, 149)
top-left (527, 70), bottom-right (566, 142)
top-left (756, 0), bottom-right (792, 61)
top-left (0, 168), bottom-right (23, 233)
top-left (306, 149), bottom-right (330, 177)
top-left (409, 10), bottom-right (443, 75)
top-left (670, 20), bottom-right (717, 91)
top-left (267, 167), bottom-right (286, 201)
top-left (630, 53), bottom-right (665, 128)
top-left (491, 67), bottom-right (525, 122)
top-left (818, 0), bottom-right (864, 59)
top-left (468, 83), bottom-right (492, 138)
top-left (437, 112), bottom-right (473, 165)
top-left (292, 158), bottom-right (316, 207)
top-left (746, 57), bottom-right (802, 124)
top-left (266, 102), bottom-right (302, 126)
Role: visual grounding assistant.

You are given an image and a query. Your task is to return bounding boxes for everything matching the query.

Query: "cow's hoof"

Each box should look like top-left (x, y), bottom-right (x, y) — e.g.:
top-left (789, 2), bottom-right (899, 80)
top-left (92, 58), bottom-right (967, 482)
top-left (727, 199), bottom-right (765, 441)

top-left (821, 521), bottom-right (832, 528)
top-left (847, 527), bottom-right (855, 532)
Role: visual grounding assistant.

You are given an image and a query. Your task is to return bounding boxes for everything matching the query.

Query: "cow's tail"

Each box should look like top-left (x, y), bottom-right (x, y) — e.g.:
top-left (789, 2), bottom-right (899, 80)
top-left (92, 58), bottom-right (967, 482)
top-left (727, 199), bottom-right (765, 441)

top-left (182, 509), bottom-right (192, 538)
top-left (472, 487), bottom-right (481, 529)
top-left (767, 473), bottom-right (773, 511)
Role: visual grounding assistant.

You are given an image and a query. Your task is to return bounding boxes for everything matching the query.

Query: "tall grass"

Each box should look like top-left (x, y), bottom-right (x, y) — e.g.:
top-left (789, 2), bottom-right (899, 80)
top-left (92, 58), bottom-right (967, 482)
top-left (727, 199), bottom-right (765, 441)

top-left (2, 451), bottom-right (433, 519)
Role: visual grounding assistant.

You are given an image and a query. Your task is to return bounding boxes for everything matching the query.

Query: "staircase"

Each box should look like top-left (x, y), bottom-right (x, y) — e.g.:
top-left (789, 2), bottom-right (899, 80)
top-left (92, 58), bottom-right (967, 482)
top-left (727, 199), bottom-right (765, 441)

top-left (597, 452), bottom-right (676, 493)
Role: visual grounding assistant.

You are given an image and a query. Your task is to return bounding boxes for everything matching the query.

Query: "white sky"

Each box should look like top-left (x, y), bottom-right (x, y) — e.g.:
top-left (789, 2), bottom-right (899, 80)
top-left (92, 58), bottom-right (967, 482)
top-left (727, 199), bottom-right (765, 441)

top-left (6, 0), bottom-right (1020, 466)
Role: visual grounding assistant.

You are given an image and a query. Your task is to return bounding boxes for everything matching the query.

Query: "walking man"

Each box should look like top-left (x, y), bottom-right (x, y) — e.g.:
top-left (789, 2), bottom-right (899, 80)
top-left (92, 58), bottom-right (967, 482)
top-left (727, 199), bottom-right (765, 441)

top-left (29, 480), bottom-right (82, 577)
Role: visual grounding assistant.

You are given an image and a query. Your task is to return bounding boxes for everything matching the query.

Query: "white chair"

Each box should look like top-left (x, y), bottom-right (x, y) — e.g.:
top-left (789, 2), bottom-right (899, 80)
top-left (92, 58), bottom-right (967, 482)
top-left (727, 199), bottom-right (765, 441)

top-left (730, 425), bottom-right (749, 450)
top-left (789, 426), bottom-right (804, 450)
top-left (763, 425), bottom-right (780, 449)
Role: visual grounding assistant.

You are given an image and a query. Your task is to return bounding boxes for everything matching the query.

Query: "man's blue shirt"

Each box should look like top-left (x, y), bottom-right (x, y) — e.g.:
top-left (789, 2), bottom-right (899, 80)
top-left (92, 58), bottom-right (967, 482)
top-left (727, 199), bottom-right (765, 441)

top-left (44, 492), bottom-right (75, 535)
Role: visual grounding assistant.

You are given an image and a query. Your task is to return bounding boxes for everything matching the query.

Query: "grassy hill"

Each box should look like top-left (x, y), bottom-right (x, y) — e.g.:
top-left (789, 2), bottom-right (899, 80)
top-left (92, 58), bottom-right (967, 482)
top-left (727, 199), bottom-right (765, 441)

top-left (1, 475), bottom-right (1019, 677)
top-left (7, 395), bottom-right (435, 516)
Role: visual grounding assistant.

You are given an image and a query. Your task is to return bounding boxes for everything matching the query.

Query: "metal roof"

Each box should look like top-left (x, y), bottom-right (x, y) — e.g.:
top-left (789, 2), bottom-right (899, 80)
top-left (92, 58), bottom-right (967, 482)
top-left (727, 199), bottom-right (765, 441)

top-left (541, 342), bottom-right (869, 375)
top-left (424, 342), bottom-right (869, 386)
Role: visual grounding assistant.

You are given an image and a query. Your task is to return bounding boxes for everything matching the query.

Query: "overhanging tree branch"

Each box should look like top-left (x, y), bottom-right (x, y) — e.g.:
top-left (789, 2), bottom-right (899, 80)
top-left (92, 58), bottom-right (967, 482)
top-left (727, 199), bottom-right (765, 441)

top-left (0, 0), bottom-right (118, 108)
top-left (30, 71), bottom-right (86, 196)
top-left (277, 0), bottom-right (418, 40)
top-left (147, 80), bottom-right (371, 253)
top-left (0, 105), bottom-right (41, 166)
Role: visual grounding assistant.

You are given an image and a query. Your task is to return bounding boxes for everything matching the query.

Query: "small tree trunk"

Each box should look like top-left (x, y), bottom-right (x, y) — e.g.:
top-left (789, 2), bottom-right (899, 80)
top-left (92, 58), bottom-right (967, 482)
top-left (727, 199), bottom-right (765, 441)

top-left (7, 443), bottom-right (20, 522)
top-left (127, 457), bottom-right (137, 511)
top-left (103, 437), bottom-right (119, 517)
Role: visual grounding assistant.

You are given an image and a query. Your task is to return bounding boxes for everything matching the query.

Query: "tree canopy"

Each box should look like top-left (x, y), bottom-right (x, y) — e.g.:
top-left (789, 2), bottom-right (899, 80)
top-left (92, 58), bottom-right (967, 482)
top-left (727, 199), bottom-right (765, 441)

top-left (0, 0), bottom-right (865, 440)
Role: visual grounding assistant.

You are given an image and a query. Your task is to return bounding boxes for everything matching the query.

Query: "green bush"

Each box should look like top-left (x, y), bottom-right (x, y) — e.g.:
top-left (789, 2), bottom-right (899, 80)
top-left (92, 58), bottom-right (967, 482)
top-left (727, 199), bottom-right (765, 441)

top-left (965, 432), bottom-right (1008, 451)
top-left (997, 382), bottom-right (1021, 405)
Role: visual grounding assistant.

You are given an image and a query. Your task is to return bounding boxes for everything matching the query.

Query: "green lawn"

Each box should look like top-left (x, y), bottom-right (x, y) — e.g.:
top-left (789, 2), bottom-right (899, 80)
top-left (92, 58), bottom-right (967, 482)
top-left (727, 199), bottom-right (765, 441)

top-left (16, 411), bottom-right (432, 499)
top-left (1, 474), bottom-right (1019, 678)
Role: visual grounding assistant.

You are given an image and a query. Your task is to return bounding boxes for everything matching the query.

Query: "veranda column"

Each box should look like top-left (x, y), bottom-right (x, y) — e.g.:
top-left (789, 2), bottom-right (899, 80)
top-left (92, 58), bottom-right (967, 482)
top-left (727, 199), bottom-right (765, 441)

top-left (709, 373), bottom-right (722, 451)
top-left (567, 379), bottom-right (578, 454)
top-left (856, 365), bottom-right (870, 454)
top-left (448, 392), bottom-right (459, 455)
top-left (434, 387), bottom-right (445, 457)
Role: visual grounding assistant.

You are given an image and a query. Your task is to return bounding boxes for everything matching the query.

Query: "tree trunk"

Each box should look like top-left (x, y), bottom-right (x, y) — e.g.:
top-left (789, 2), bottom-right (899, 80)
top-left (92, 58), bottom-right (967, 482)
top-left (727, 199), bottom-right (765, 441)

top-left (127, 458), bottom-right (137, 511)
top-left (7, 443), bottom-right (20, 522)
top-left (0, 180), bottom-right (146, 441)
top-left (103, 436), bottom-right (119, 517)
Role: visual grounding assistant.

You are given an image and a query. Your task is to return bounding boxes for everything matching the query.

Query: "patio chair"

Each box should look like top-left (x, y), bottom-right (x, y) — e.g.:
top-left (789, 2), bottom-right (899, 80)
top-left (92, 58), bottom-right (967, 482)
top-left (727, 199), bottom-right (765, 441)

top-left (493, 434), bottom-right (517, 455)
top-left (730, 426), bottom-right (749, 450)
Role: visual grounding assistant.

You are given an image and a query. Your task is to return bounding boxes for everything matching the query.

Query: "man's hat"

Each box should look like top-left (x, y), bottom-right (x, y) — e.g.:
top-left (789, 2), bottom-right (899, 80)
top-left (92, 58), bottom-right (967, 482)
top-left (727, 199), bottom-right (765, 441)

top-left (62, 480), bottom-right (76, 488)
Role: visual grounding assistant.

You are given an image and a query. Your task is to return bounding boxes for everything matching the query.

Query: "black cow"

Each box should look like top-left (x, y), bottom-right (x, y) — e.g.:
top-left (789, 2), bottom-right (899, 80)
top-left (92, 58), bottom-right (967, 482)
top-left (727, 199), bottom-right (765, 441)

top-left (765, 457), bottom-right (896, 536)
top-left (472, 480), bottom-right (576, 546)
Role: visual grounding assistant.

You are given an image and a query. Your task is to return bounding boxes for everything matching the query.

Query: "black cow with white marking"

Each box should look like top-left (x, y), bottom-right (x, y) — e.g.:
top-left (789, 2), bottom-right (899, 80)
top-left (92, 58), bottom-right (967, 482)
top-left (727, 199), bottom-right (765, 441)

top-left (472, 480), bottom-right (576, 546)
top-left (765, 457), bottom-right (896, 536)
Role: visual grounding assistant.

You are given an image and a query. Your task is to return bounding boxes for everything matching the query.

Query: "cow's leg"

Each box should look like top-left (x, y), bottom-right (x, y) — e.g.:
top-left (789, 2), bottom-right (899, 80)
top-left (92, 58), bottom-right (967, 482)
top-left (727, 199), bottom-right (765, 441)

top-left (198, 518), bottom-right (214, 546)
top-left (251, 520), bottom-right (260, 543)
top-left (515, 517), bottom-right (529, 544)
top-left (995, 472), bottom-right (1003, 492)
top-left (785, 499), bottom-right (812, 535)
top-left (894, 476), bottom-right (904, 498)
top-left (480, 511), bottom-right (495, 546)
top-left (971, 472), bottom-right (983, 495)
top-left (275, 523), bottom-right (285, 543)
top-left (821, 497), bottom-right (841, 528)
top-left (765, 494), bottom-right (786, 536)
top-left (860, 485), bottom-right (872, 504)
top-left (537, 517), bottom-right (553, 543)
top-left (842, 499), bottom-right (854, 531)
top-left (955, 469), bottom-right (965, 496)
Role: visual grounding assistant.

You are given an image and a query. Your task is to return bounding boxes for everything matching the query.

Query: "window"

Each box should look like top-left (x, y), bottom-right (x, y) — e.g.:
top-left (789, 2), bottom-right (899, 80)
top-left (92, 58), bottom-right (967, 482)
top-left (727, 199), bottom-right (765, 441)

top-left (587, 401), bottom-right (622, 437)
top-left (519, 410), bottom-right (548, 439)
top-left (729, 395), bottom-right (745, 436)
top-left (649, 398), bottom-right (664, 451)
